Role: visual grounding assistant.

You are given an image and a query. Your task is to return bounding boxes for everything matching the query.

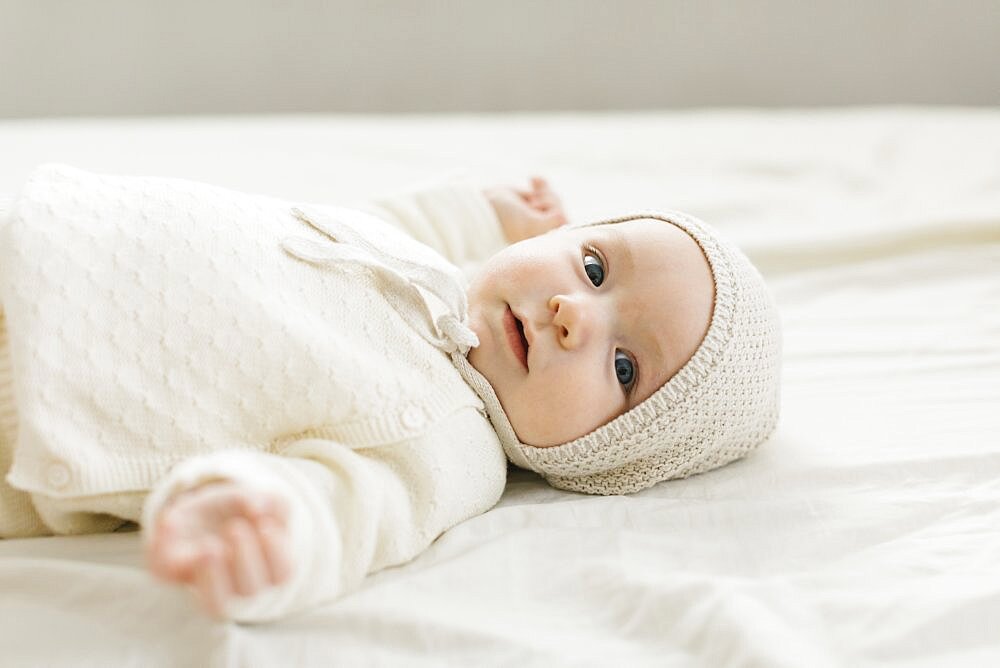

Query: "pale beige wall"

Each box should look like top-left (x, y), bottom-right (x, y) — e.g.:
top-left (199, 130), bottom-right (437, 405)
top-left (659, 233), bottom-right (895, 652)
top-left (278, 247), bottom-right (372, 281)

top-left (1, 0), bottom-right (998, 118)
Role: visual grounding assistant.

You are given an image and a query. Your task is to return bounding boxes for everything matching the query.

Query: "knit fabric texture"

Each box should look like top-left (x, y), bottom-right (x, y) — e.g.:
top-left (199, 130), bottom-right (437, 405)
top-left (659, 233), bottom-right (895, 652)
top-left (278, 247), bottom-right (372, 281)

top-left (467, 211), bottom-right (783, 495)
top-left (0, 164), bottom-right (495, 507)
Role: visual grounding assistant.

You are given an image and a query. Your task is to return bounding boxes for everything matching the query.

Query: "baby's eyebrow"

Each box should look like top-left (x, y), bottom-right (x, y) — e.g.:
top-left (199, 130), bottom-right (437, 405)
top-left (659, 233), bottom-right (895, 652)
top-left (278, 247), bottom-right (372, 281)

top-left (606, 226), bottom-right (635, 277)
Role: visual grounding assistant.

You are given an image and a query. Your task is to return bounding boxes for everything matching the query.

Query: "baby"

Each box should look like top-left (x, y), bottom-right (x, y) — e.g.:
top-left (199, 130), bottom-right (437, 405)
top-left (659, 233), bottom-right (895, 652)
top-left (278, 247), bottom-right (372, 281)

top-left (0, 164), bottom-right (780, 621)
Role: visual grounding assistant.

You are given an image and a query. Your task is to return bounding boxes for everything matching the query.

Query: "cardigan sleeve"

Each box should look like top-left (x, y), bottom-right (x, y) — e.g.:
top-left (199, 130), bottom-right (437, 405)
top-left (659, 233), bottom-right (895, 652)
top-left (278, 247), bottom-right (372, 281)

top-left (358, 179), bottom-right (508, 276)
top-left (140, 408), bottom-right (507, 623)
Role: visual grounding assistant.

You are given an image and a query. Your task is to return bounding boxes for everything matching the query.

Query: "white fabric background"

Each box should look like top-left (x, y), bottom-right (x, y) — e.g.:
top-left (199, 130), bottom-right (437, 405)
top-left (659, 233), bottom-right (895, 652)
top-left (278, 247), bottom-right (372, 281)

top-left (0, 108), bottom-right (998, 666)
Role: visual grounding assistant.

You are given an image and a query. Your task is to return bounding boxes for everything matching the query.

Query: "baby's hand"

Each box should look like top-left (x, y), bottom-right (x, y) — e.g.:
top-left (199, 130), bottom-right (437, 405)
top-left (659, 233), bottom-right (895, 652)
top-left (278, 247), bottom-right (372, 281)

top-left (485, 176), bottom-right (567, 244)
top-left (145, 481), bottom-right (293, 619)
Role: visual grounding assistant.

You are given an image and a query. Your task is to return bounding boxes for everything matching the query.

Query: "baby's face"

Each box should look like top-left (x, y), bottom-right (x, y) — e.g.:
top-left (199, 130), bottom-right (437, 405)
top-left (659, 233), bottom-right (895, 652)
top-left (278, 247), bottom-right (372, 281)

top-left (467, 218), bottom-right (714, 447)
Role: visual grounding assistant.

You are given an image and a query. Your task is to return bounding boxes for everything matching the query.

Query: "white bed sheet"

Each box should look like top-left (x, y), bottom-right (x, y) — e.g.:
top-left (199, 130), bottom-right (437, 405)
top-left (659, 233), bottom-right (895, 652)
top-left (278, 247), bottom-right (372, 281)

top-left (0, 108), bottom-right (998, 667)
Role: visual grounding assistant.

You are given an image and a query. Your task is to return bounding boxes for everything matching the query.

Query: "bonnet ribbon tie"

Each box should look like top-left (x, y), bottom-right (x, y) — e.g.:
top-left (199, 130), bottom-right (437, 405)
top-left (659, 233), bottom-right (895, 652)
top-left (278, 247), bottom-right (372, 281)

top-left (281, 206), bottom-right (479, 356)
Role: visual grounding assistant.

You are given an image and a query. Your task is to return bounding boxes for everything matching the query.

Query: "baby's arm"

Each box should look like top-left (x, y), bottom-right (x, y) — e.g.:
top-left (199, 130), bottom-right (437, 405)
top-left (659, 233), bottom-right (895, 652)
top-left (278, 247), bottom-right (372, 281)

top-left (142, 410), bottom-right (505, 621)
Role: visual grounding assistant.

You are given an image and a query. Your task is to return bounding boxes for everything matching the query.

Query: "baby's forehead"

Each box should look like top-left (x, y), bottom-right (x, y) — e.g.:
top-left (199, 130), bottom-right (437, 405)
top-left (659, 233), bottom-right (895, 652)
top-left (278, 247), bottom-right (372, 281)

top-left (573, 215), bottom-right (682, 235)
top-left (572, 217), bottom-right (700, 255)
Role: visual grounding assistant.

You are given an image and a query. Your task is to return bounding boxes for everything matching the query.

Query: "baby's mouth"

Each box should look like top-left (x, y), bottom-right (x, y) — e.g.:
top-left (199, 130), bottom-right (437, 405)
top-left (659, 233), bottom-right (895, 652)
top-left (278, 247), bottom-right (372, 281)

top-left (503, 305), bottom-right (529, 371)
top-left (516, 317), bottom-right (529, 359)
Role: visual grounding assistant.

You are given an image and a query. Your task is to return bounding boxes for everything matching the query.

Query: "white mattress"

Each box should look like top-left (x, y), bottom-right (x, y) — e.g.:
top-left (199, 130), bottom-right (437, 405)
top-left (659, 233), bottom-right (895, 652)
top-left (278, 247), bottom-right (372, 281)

top-left (1, 109), bottom-right (998, 666)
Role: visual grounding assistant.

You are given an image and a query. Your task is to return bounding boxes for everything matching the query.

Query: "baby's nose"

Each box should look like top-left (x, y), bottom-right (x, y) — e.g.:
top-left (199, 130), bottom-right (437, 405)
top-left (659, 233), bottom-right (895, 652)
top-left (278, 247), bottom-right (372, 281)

top-left (549, 294), bottom-right (591, 349)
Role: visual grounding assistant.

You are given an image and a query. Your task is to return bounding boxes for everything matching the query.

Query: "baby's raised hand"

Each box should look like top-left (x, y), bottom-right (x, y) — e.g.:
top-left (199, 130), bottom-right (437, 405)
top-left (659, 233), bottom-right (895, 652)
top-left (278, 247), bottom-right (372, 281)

top-left (485, 176), bottom-right (567, 244)
top-left (145, 481), bottom-right (293, 618)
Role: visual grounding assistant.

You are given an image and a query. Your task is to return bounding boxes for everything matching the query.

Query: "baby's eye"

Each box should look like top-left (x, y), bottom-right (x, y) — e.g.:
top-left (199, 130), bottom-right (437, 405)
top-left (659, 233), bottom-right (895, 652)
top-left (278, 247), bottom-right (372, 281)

top-left (583, 249), bottom-right (605, 286)
top-left (614, 350), bottom-right (636, 390)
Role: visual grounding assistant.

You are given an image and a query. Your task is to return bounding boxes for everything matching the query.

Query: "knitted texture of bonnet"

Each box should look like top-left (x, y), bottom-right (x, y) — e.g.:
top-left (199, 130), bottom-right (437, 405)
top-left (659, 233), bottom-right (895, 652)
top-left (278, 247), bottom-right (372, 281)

top-left (483, 210), bottom-right (782, 495)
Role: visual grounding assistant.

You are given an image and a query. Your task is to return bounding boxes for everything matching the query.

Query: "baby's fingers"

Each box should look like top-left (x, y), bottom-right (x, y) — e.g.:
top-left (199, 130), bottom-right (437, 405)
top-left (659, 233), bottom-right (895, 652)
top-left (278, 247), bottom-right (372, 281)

top-left (529, 176), bottom-right (560, 206)
top-left (227, 518), bottom-right (270, 597)
top-left (231, 489), bottom-right (288, 526)
top-left (194, 540), bottom-right (232, 619)
top-left (258, 517), bottom-right (293, 585)
top-left (146, 521), bottom-right (200, 583)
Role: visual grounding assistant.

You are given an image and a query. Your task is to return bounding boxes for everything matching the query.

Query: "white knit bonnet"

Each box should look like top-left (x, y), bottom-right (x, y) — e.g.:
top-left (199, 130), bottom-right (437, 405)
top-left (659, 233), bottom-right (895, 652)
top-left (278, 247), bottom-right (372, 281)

top-left (455, 210), bottom-right (782, 495)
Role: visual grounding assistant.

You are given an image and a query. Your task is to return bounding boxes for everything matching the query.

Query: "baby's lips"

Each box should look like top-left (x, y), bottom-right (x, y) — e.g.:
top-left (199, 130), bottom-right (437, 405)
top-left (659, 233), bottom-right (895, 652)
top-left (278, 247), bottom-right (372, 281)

top-left (522, 320), bottom-right (536, 349)
top-left (512, 308), bottom-right (535, 348)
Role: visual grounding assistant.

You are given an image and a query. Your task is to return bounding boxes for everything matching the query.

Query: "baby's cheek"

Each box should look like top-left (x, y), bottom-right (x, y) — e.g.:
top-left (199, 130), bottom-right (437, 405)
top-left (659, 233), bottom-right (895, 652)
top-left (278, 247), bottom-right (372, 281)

top-left (513, 383), bottom-right (615, 447)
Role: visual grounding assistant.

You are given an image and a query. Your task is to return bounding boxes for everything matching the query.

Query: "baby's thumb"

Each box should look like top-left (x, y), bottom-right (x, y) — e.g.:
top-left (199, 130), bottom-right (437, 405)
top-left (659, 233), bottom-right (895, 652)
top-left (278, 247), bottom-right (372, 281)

top-left (530, 176), bottom-right (549, 192)
top-left (147, 523), bottom-right (199, 583)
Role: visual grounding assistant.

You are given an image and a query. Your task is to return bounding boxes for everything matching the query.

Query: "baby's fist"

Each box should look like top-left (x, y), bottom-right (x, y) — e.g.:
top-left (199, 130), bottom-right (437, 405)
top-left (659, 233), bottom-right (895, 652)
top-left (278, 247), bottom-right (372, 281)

top-left (145, 481), bottom-right (293, 618)
top-left (486, 176), bottom-right (567, 244)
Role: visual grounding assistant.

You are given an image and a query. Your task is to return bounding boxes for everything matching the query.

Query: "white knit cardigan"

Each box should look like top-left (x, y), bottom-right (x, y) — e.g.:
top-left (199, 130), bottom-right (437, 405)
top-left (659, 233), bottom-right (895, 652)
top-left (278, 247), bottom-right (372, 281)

top-left (0, 164), bottom-right (509, 621)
